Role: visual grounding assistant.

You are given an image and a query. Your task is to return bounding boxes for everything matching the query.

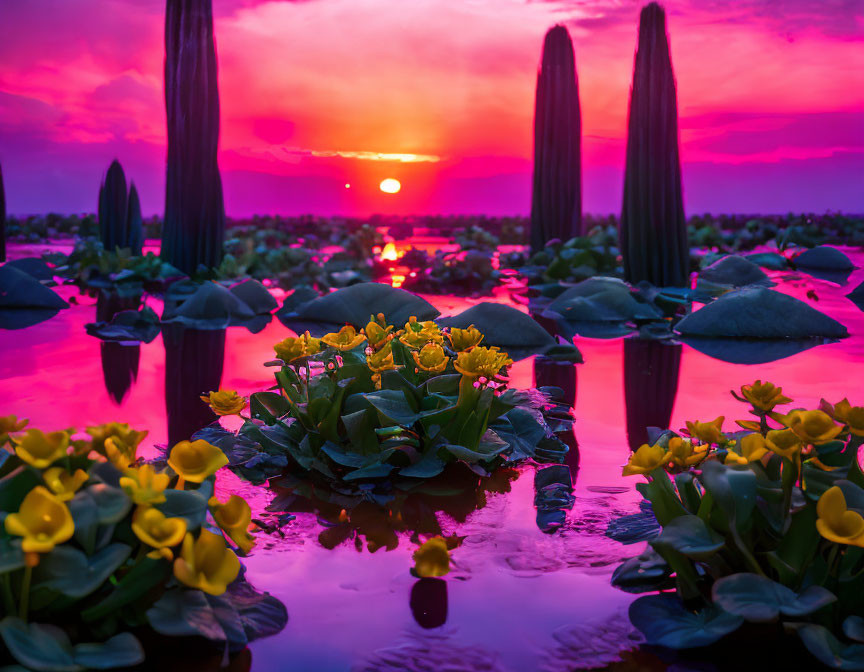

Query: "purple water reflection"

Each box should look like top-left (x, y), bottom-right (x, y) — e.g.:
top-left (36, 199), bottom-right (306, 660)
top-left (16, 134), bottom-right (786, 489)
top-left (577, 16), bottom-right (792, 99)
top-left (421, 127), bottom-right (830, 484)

top-left (1, 243), bottom-right (863, 670)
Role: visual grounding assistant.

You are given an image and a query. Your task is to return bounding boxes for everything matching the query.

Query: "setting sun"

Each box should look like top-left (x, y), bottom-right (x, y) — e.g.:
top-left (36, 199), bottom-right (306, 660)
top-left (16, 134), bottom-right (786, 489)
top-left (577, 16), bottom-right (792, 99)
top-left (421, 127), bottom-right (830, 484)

top-left (379, 178), bottom-right (401, 194)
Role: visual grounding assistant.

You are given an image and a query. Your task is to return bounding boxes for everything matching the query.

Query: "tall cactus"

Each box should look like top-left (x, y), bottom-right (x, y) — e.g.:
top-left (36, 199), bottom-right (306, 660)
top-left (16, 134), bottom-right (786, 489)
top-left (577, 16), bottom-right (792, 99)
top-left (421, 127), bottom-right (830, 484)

top-left (98, 160), bottom-right (129, 252)
top-left (126, 182), bottom-right (144, 255)
top-left (620, 2), bottom-right (688, 287)
top-left (530, 24), bottom-right (582, 253)
top-left (0, 162), bottom-right (6, 263)
top-left (162, 0), bottom-right (225, 274)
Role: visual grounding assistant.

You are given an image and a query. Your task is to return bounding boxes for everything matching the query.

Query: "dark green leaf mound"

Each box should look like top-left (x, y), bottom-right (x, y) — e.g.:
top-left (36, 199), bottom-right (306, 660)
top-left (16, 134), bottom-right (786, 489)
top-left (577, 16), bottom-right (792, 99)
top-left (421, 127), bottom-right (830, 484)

top-left (793, 245), bottom-right (854, 271)
top-left (697, 255), bottom-right (770, 287)
top-left (675, 286), bottom-right (848, 339)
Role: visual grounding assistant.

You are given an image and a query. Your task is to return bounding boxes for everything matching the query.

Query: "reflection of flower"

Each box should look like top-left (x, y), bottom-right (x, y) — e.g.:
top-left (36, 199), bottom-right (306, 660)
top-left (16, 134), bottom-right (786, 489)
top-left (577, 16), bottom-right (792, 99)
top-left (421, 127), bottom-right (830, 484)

top-left (120, 464), bottom-right (170, 505)
top-left (173, 529), bottom-right (241, 596)
top-left (322, 325), bottom-right (366, 351)
top-left (43, 467), bottom-right (88, 502)
top-left (668, 437), bottom-right (707, 468)
top-left (816, 486), bottom-right (864, 547)
top-left (209, 495), bottom-right (256, 554)
top-left (448, 325), bottom-right (484, 352)
top-left (739, 381), bottom-right (792, 411)
top-left (274, 332), bottom-right (321, 363)
top-left (685, 417), bottom-right (724, 445)
top-left (15, 429), bottom-right (69, 469)
top-left (413, 536), bottom-right (450, 577)
top-left (399, 317), bottom-right (444, 349)
top-left (829, 399), bottom-right (864, 437)
top-left (4, 486), bottom-right (75, 554)
top-left (167, 439), bottom-right (228, 483)
top-left (0, 415), bottom-right (28, 444)
top-left (412, 343), bottom-right (450, 373)
top-left (623, 444), bottom-right (670, 476)
top-left (780, 410), bottom-right (843, 445)
top-left (200, 389), bottom-right (247, 416)
top-left (453, 346), bottom-right (512, 379)
top-left (132, 506), bottom-right (187, 549)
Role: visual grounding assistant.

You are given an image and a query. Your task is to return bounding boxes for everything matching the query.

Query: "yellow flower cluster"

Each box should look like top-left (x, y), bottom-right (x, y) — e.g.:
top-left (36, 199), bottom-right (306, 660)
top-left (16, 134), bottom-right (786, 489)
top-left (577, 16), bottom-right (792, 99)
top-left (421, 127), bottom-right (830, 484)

top-left (2, 419), bottom-right (254, 596)
top-left (201, 389), bottom-right (247, 416)
top-left (274, 331), bottom-right (321, 363)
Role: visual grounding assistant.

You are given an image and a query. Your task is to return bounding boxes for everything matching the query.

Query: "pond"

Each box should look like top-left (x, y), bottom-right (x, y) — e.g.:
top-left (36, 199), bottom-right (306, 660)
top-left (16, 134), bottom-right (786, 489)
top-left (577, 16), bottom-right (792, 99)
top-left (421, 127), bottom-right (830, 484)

top-left (2, 241), bottom-right (863, 671)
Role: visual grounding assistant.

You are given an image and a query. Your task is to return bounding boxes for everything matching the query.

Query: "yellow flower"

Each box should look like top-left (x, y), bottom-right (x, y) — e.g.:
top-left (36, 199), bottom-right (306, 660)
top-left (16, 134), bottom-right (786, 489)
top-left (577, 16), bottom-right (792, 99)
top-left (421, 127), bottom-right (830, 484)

top-left (453, 346), bottom-right (513, 379)
top-left (14, 429), bottom-right (70, 469)
top-left (832, 399), bottom-right (864, 437)
top-left (413, 536), bottom-right (450, 577)
top-left (367, 342), bottom-right (398, 374)
top-left (623, 443), bottom-right (671, 476)
top-left (412, 343), bottom-right (450, 373)
top-left (448, 325), bottom-right (484, 352)
top-left (399, 317), bottom-right (444, 349)
top-left (119, 464), bottom-right (171, 505)
top-left (104, 436), bottom-right (136, 470)
top-left (685, 417), bottom-right (725, 445)
top-left (739, 380), bottom-right (792, 412)
top-left (209, 495), bottom-right (256, 554)
top-left (725, 434), bottom-right (769, 465)
top-left (4, 486), bottom-right (75, 554)
top-left (322, 325), bottom-right (366, 351)
top-left (167, 439), bottom-right (228, 484)
top-left (667, 437), bottom-right (708, 468)
top-left (173, 530), bottom-right (241, 596)
top-left (765, 429), bottom-right (803, 461)
top-left (781, 410), bottom-right (843, 445)
top-left (147, 547), bottom-right (174, 561)
top-left (274, 331), bottom-right (321, 363)
top-left (86, 423), bottom-right (147, 457)
top-left (0, 415), bottom-right (28, 444)
top-left (735, 420), bottom-right (763, 433)
top-left (131, 506), bottom-right (187, 549)
top-left (200, 389), bottom-right (247, 416)
top-left (816, 486), bottom-right (864, 547)
top-left (364, 314), bottom-right (393, 349)
top-left (42, 467), bottom-right (88, 502)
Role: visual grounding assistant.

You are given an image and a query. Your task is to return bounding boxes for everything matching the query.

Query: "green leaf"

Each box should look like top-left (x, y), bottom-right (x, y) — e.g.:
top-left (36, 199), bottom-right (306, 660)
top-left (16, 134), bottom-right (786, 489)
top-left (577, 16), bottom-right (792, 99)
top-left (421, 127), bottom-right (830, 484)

top-left (399, 451), bottom-right (446, 478)
top-left (611, 549), bottom-right (673, 594)
top-left (845, 616), bottom-right (864, 643)
top-left (0, 617), bottom-right (80, 672)
top-left (343, 463), bottom-right (395, 481)
top-left (35, 544), bottom-right (131, 599)
top-left (712, 573), bottom-right (837, 622)
top-left (362, 389), bottom-right (419, 425)
top-left (628, 594), bottom-right (743, 649)
top-left (698, 460), bottom-right (757, 531)
top-left (156, 486), bottom-right (210, 528)
top-left (250, 391), bottom-right (290, 423)
top-left (798, 624), bottom-right (864, 670)
top-left (82, 557), bottom-right (170, 623)
top-left (651, 514), bottom-right (725, 560)
top-left (69, 633), bottom-right (145, 670)
top-left (0, 537), bottom-right (25, 573)
top-left (147, 589), bottom-right (226, 642)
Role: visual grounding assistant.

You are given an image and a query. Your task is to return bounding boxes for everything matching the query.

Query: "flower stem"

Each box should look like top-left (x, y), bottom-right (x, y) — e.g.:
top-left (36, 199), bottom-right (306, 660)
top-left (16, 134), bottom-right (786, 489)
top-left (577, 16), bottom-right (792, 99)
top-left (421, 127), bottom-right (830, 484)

top-left (176, 476), bottom-right (185, 491)
top-left (18, 565), bottom-right (32, 620)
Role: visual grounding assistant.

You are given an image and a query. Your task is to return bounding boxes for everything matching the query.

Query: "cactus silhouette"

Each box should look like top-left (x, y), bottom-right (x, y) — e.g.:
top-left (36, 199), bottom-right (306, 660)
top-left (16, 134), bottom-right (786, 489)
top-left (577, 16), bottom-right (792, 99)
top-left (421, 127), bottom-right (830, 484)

top-left (162, 0), bottom-right (225, 274)
top-left (126, 182), bottom-right (144, 255)
top-left (0, 162), bottom-right (5, 263)
top-left (620, 3), bottom-right (688, 287)
top-left (98, 160), bottom-right (129, 253)
top-left (530, 24), bottom-right (582, 253)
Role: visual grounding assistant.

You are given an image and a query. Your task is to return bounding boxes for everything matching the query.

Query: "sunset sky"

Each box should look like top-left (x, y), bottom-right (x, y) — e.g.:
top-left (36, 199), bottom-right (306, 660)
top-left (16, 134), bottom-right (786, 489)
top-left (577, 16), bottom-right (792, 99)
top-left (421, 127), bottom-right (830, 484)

top-left (0, 0), bottom-right (862, 217)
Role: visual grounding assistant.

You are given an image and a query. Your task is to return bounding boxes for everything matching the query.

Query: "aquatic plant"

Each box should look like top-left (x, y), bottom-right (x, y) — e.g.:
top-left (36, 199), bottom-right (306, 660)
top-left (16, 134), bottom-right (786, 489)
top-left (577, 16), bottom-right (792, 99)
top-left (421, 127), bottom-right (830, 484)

top-left (162, 0), bottom-right (226, 274)
top-left (0, 419), bottom-right (286, 670)
top-left (612, 381), bottom-right (864, 668)
top-left (619, 2), bottom-right (689, 287)
top-left (520, 225), bottom-right (620, 288)
top-left (206, 315), bottom-right (568, 488)
top-left (530, 24), bottom-right (582, 252)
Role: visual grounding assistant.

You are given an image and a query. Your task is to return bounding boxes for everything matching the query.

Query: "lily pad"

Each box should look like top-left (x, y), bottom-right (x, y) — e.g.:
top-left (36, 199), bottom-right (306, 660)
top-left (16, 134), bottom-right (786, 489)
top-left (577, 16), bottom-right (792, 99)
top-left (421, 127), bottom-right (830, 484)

top-left (229, 279), bottom-right (278, 314)
top-left (162, 281), bottom-right (256, 329)
top-left (6, 257), bottom-right (55, 281)
top-left (85, 306), bottom-right (161, 343)
top-left (35, 544), bottom-right (131, 599)
top-left (698, 255), bottom-right (771, 287)
top-left (628, 594), bottom-right (743, 649)
top-left (794, 246), bottom-right (854, 271)
top-left (542, 277), bottom-right (662, 323)
top-left (675, 287), bottom-right (848, 339)
top-left (848, 281), bottom-right (864, 311)
top-left (712, 573), bottom-right (836, 622)
top-left (437, 302), bottom-right (554, 350)
top-left (611, 548), bottom-right (672, 594)
top-left (0, 265), bottom-right (68, 310)
top-left (678, 336), bottom-right (821, 364)
top-left (280, 282), bottom-right (439, 330)
top-left (744, 252), bottom-right (789, 270)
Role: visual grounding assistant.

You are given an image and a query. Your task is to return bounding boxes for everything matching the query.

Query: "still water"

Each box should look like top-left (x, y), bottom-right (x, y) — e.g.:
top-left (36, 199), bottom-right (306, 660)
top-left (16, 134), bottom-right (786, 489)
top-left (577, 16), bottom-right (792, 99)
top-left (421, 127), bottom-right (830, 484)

top-left (2, 242), bottom-right (863, 671)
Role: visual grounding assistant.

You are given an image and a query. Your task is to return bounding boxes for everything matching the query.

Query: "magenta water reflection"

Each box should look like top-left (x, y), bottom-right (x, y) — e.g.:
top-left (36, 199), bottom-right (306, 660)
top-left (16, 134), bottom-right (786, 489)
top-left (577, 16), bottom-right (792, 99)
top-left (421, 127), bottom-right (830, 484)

top-left (1, 245), bottom-right (863, 670)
